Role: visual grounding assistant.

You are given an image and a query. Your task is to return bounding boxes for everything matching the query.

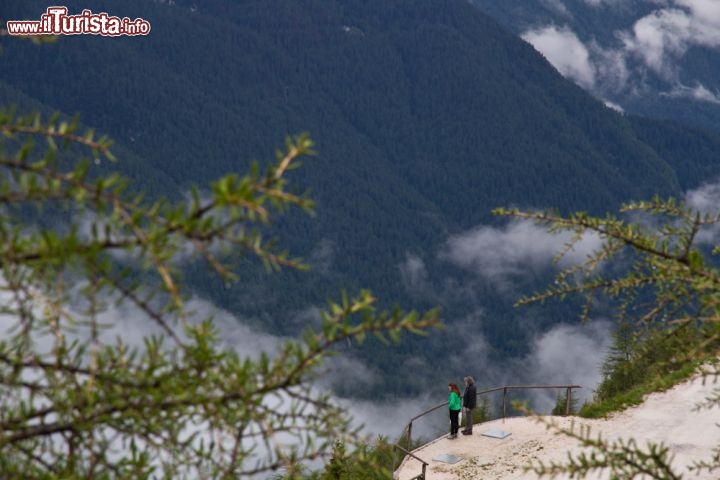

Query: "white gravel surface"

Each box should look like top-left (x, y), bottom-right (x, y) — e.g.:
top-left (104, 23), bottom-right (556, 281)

top-left (395, 372), bottom-right (720, 479)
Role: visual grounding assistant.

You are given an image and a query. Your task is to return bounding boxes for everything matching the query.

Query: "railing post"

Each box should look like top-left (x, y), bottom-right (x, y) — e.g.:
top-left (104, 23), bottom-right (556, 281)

top-left (565, 387), bottom-right (572, 416)
top-left (407, 421), bottom-right (413, 451)
top-left (502, 387), bottom-right (508, 419)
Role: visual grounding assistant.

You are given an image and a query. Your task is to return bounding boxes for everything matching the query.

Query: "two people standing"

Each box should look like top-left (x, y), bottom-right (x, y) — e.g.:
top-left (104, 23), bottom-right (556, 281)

top-left (447, 376), bottom-right (476, 439)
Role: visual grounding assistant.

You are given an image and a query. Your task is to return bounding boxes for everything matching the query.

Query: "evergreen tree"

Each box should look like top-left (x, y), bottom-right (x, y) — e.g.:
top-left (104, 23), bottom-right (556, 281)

top-left (551, 390), bottom-right (579, 416)
top-left (473, 395), bottom-right (492, 424)
top-left (497, 198), bottom-right (720, 478)
top-left (595, 319), bottom-right (639, 400)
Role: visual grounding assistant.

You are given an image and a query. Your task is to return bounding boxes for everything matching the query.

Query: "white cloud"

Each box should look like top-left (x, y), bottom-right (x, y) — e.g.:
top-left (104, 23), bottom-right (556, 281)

top-left (95, 296), bottom-right (386, 396)
top-left (604, 99), bottom-right (625, 112)
top-left (183, 297), bottom-right (285, 353)
top-left (315, 353), bottom-right (379, 392)
top-left (581, 0), bottom-right (628, 5)
top-left (686, 180), bottom-right (720, 244)
top-left (522, 320), bottom-right (613, 409)
top-left (520, 1), bottom-right (720, 105)
top-left (444, 308), bottom-right (493, 374)
top-left (341, 393), bottom-right (440, 440)
top-left (540, 0), bottom-right (571, 17)
top-left (665, 82), bottom-right (720, 104)
top-left (622, 8), bottom-right (695, 76)
top-left (522, 25), bottom-right (597, 89)
top-left (618, 0), bottom-right (720, 85)
top-left (677, 0), bottom-right (720, 29)
top-left (441, 220), bottom-right (603, 283)
top-left (590, 41), bottom-right (632, 93)
top-left (399, 254), bottom-right (431, 296)
top-left (310, 239), bottom-right (335, 274)
top-left (290, 305), bottom-right (323, 330)
top-left (687, 180), bottom-right (720, 214)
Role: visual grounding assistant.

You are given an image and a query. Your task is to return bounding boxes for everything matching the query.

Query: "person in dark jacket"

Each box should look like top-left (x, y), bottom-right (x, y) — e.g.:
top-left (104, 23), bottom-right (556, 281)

top-left (461, 376), bottom-right (477, 435)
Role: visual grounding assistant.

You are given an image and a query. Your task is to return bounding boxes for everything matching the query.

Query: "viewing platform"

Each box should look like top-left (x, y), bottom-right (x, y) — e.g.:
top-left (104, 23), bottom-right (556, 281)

top-left (393, 384), bottom-right (582, 480)
top-left (394, 375), bottom-right (720, 479)
top-left (393, 415), bottom-right (580, 480)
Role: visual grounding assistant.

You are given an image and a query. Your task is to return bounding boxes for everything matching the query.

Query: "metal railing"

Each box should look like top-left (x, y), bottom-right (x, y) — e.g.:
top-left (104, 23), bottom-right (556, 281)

top-left (401, 384), bottom-right (581, 452)
top-left (393, 444), bottom-right (428, 480)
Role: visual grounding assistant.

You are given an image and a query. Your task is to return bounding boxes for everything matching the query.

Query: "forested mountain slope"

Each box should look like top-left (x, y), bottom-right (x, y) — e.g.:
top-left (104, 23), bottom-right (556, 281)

top-left (469, 0), bottom-right (720, 132)
top-left (2, 0), bottom-right (719, 397)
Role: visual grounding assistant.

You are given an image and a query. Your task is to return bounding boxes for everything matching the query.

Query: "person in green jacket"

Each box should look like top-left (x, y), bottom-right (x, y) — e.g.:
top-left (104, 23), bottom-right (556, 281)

top-left (447, 382), bottom-right (462, 439)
